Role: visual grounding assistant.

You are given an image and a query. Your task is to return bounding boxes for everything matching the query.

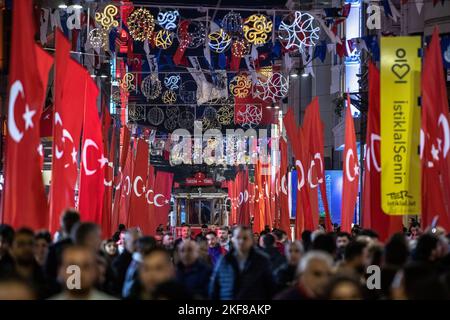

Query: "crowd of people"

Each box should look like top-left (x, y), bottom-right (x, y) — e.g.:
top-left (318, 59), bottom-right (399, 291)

top-left (0, 209), bottom-right (449, 300)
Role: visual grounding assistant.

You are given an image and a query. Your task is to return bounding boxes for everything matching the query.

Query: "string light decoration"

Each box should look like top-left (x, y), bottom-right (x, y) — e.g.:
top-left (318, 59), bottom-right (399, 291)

top-left (231, 39), bottom-right (250, 58)
top-left (217, 105), bottom-right (234, 125)
top-left (221, 12), bottom-right (243, 38)
top-left (95, 4), bottom-right (119, 30)
top-left (177, 20), bottom-right (206, 49)
top-left (164, 106), bottom-right (180, 131)
top-left (162, 90), bottom-right (177, 104)
top-left (229, 74), bottom-right (252, 98)
top-left (278, 11), bottom-right (320, 53)
top-left (258, 72), bottom-right (289, 102)
top-left (141, 74), bottom-right (162, 100)
top-left (147, 107), bottom-right (164, 126)
top-left (157, 10), bottom-right (179, 30)
top-left (127, 8), bottom-right (156, 41)
top-left (208, 29), bottom-right (232, 53)
top-left (236, 104), bottom-right (263, 129)
top-left (164, 74), bottom-right (181, 90)
top-left (155, 29), bottom-right (174, 49)
top-left (89, 28), bottom-right (108, 49)
top-left (178, 111), bottom-right (195, 130)
top-left (120, 73), bottom-right (135, 92)
top-left (179, 80), bottom-right (197, 104)
top-left (243, 14), bottom-right (273, 46)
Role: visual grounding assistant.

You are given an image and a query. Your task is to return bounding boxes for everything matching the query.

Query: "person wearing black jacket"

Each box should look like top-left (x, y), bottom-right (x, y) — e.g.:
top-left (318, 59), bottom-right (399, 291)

top-left (261, 233), bottom-right (286, 271)
top-left (44, 209), bottom-right (80, 282)
top-left (209, 226), bottom-right (275, 300)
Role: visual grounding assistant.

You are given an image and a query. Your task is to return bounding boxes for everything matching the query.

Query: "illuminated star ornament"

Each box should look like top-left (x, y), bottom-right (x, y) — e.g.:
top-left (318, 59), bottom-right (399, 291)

top-left (278, 11), bottom-right (320, 53)
top-left (155, 29), bottom-right (174, 49)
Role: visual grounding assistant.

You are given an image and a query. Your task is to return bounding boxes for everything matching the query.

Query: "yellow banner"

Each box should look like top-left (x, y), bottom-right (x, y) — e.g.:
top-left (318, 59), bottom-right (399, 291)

top-left (380, 36), bottom-right (421, 215)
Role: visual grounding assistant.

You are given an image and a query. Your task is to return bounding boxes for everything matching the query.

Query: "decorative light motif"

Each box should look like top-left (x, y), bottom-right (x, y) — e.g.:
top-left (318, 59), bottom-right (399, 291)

top-left (164, 74), bottom-right (181, 90)
top-left (229, 74), bottom-right (252, 98)
top-left (208, 29), bottom-right (232, 53)
top-left (120, 73), bottom-right (135, 92)
top-left (178, 111), bottom-right (195, 130)
top-left (231, 39), bottom-right (250, 58)
top-left (222, 12), bottom-right (243, 38)
top-left (162, 90), bottom-right (177, 104)
top-left (128, 104), bottom-right (146, 121)
top-left (278, 11), bottom-right (320, 53)
top-left (203, 107), bottom-right (217, 120)
top-left (147, 107), bottom-right (164, 126)
top-left (257, 72), bottom-right (289, 102)
top-left (95, 4), bottom-right (119, 30)
top-left (157, 10), bottom-right (179, 30)
top-left (155, 29), bottom-right (174, 49)
top-left (202, 118), bottom-right (222, 131)
top-left (236, 104), bottom-right (263, 129)
top-left (89, 28), bottom-right (108, 49)
top-left (179, 80), bottom-right (197, 104)
top-left (127, 8), bottom-right (155, 41)
top-left (177, 20), bottom-right (206, 49)
top-left (164, 106), bottom-right (180, 131)
top-left (217, 106), bottom-right (234, 125)
top-left (141, 74), bottom-right (162, 100)
top-left (243, 14), bottom-right (272, 46)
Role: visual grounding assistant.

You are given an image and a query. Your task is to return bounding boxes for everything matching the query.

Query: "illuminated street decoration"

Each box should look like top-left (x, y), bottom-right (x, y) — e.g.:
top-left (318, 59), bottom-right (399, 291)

top-left (208, 29), bottom-right (232, 53)
top-left (155, 29), bottom-right (174, 49)
top-left (221, 12), bottom-right (243, 37)
top-left (127, 8), bottom-right (156, 41)
top-left (229, 74), bottom-right (252, 98)
top-left (278, 11), bottom-right (320, 53)
top-left (95, 4), bottom-right (119, 30)
top-left (243, 14), bottom-right (272, 46)
top-left (141, 74), bottom-right (162, 100)
top-left (157, 10), bottom-right (179, 30)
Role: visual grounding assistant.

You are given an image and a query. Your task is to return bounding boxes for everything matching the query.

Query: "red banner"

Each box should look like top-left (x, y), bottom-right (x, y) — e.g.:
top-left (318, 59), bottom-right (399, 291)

top-left (78, 74), bottom-right (105, 224)
top-left (421, 27), bottom-right (450, 230)
top-left (128, 139), bottom-right (150, 233)
top-left (2, 0), bottom-right (53, 229)
top-left (48, 30), bottom-right (85, 233)
top-left (302, 97), bottom-right (333, 231)
top-left (279, 138), bottom-right (292, 239)
top-left (152, 171), bottom-right (174, 229)
top-left (341, 96), bottom-right (359, 233)
top-left (362, 62), bottom-right (402, 241)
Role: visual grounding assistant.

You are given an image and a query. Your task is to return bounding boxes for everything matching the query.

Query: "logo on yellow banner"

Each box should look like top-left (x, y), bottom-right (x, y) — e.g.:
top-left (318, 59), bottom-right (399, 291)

top-left (380, 36), bottom-right (421, 215)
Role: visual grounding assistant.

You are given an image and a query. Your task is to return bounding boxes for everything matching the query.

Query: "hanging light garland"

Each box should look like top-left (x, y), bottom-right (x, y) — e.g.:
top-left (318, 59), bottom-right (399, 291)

top-left (95, 4), bottom-right (119, 30)
top-left (229, 74), bottom-right (252, 98)
top-left (243, 14), bottom-right (272, 46)
top-left (222, 12), bottom-right (243, 38)
top-left (162, 90), bottom-right (177, 104)
top-left (157, 10), bottom-right (179, 30)
top-left (231, 39), bottom-right (250, 58)
top-left (127, 8), bottom-right (156, 41)
top-left (177, 20), bottom-right (206, 49)
top-left (141, 74), bottom-right (162, 100)
top-left (278, 11), bottom-right (320, 53)
top-left (164, 74), bottom-right (181, 90)
top-left (120, 73), bottom-right (135, 92)
top-left (89, 28), bottom-right (108, 49)
top-left (155, 29), bottom-right (174, 49)
top-left (208, 29), bottom-right (232, 53)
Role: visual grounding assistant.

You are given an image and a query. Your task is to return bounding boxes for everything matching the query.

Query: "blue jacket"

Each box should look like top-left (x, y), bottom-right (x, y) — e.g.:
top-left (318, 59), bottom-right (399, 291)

top-left (209, 247), bottom-right (276, 300)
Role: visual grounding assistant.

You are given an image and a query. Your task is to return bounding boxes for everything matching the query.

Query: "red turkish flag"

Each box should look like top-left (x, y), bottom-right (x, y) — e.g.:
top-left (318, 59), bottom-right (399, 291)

top-left (240, 170), bottom-right (251, 226)
top-left (48, 30), bottom-right (85, 233)
top-left (1, 0), bottom-right (53, 229)
top-left (152, 171), bottom-right (174, 229)
top-left (145, 162), bottom-right (156, 235)
top-left (283, 109), bottom-right (313, 237)
top-left (421, 27), bottom-right (450, 230)
top-left (227, 179), bottom-right (237, 225)
top-left (362, 62), bottom-right (402, 241)
top-left (262, 162), bottom-right (273, 229)
top-left (341, 96), bottom-right (359, 233)
top-left (102, 127), bottom-right (115, 239)
top-left (78, 74), bottom-right (105, 224)
top-left (253, 160), bottom-right (266, 233)
top-left (128, 139), bottom-right (150, 233)
top-left (302, 97), bottom-right (333, 231)
top-left (279, 138), bottom-right (291, 239)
